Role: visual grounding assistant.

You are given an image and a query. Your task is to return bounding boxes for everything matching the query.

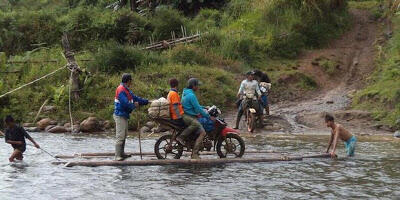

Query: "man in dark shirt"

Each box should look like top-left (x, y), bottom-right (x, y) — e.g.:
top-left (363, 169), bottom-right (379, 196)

top-left (2, 115), bottom-right (40, 162)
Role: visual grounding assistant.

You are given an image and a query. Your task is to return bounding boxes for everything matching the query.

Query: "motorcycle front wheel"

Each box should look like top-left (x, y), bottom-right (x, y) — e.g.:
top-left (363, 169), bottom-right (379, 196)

top-left (216, 133), bottom-right (245, 158)
top-left (246, 109), bottom-right (256, 133)
top-left (154, 134), bottom-right (183, 159)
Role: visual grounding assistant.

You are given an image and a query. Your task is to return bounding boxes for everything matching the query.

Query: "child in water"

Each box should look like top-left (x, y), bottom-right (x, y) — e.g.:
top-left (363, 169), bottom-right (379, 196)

top-left (2, 115), bottom-right (40, 162)
top-left (325, 114), bottom-right (357, 158)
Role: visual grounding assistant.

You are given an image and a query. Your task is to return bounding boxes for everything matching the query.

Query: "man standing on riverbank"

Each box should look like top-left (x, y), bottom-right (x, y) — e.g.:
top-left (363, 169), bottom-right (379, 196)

top-left (325, 114), bottom-right (357, 158)
top-left (2, 115), bottom-right (40, 162)
top-left (114, 74), bottom-right (149, 161)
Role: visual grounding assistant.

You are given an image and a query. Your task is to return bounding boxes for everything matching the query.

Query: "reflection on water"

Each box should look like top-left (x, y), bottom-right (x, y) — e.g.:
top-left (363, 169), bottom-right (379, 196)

top-left (0, 133), bottom-right (399, 199)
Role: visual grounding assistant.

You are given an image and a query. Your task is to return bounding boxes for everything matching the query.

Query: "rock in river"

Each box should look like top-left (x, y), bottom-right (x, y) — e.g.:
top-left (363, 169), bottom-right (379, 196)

top-left (45, 125), bottom-right (56, 132)
top-left (48, 126), bottom-right (68, 133)
top-left (37, 118), bottom-right (52, 130)
top-left (394, 131), bottom-right (400, 138)
top-left (80, 117), bottom-right (102, 132)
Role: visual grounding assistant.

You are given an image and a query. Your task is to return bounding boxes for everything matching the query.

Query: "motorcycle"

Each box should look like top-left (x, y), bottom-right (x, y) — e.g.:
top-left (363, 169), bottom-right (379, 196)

top-left (242, 94), bottom-right (261, 133)
top-left (153, 106), bottom-right (245, 159)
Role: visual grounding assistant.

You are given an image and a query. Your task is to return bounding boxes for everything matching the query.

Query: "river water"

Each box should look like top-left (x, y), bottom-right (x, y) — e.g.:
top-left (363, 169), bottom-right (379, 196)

top-left (0, 132), bottom-right (399, 200)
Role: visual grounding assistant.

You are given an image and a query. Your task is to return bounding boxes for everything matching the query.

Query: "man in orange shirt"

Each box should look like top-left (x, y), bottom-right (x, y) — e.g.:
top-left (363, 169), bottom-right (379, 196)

top-left (167, 78), bottom-right (202, 147)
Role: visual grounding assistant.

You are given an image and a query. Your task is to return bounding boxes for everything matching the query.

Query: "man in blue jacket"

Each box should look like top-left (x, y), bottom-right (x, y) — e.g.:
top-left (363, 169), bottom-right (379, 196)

top-left (181, 78), bottom-right (210, 159)
top-left (114, 73), bottom-right (149, 161)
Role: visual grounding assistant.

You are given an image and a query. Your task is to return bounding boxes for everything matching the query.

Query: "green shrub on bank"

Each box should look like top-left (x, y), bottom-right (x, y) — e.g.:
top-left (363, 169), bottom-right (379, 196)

top-left (168, 45), bottom-right (210, 65)
top-left (150, 8), bottom-right (186, 40)
top-left (91, 44), bottom-right (144, 73)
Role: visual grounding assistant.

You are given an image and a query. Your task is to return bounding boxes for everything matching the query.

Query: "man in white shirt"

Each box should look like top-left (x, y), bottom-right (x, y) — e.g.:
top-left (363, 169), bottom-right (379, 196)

top-left (234, 71), bottom-right (262, 129)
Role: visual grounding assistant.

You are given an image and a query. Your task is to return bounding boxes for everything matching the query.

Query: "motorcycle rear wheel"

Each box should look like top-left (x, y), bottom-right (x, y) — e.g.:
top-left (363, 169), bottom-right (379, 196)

top-left (216, 133), bottom-right (245, 158)
top-left (154, 134), bottom-right (183, 159)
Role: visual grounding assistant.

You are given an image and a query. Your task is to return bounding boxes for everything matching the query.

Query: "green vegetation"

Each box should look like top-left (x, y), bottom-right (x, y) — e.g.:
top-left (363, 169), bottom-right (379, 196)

top-left (0, 0), bottom-right (350, 129)
top-left (353, 13), bottom-right (400, 127)
top-left (348, 0), bottom-right (384, 19)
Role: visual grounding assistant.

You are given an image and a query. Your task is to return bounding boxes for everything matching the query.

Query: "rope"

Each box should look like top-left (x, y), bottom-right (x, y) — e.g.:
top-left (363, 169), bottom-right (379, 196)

top-left (0, 65), bottom-right (67, 99)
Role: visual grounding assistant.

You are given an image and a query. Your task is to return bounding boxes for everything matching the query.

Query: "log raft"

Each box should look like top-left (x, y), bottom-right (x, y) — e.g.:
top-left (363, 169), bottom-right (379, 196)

top-left (52, 153), bottom-right (330, 167)
top-left (55, 150), bottom-right (289, 159)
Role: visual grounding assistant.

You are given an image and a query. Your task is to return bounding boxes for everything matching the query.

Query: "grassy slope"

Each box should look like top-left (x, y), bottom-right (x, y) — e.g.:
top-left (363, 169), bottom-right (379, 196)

top-left (345, 0), bottom-right (400, 127)
top-left (0, 0), bottom-right (350, 129)
top-left (353, 13), bottom-right (400, 127)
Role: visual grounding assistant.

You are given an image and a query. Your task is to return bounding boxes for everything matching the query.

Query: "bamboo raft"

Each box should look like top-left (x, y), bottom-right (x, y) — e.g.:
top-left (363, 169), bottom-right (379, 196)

top-left (52, 151), bottom-right (331, 167)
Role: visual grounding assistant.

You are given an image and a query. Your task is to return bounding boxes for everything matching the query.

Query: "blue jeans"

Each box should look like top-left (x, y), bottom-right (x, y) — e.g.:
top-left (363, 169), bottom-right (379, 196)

top-left (261, 95), bottom-right (268, 107)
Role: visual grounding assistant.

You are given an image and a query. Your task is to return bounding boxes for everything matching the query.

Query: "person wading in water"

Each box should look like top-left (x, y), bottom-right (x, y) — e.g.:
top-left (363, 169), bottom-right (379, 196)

top-left (325, 114), bottom-right (357, 158)
top-left (2, 115), bottom-right (40, 162)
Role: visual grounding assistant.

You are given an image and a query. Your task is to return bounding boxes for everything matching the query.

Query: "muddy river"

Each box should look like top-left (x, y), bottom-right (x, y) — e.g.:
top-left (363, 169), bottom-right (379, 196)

top-left (0, 132), bottom-right (399, 199)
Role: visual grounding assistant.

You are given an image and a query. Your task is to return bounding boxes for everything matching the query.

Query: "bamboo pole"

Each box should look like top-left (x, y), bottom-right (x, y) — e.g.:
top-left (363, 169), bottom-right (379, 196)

top-left (53, 155), bottom-right (311, 167)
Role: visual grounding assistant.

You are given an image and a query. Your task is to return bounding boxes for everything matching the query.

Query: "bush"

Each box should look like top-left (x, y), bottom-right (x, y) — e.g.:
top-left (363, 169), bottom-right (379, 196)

top-left (226, 0), bottom-right (251, 19)
top-left (150, 8), bottom-right (186, 40)
top-left (191, 9), bottom-right (223, 30)
top-left (91, 44), bottom-right (144, 73)
top-left (113, 10), bottom-right (150, 45)
top-left (269, 32), bottom-right (305, 58)
top-left (200, 31), bottom-right (223, 47)
top-left (169, 45), bottom-right (210, 65)
top-left (0, 10), bottom-right (60, 55)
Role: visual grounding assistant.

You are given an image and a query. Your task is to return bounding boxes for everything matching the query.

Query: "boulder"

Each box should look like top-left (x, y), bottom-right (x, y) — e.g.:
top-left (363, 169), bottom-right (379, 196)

top-left (49, 120), bottom-right (58, 125)
top-left (140, 126), bottom-right (151, 134)
top-left (37, 118), bottom-right (52, 130)
top-left (103, 120), bottom-right (111, 129)
top-left (24, 127), bottom-right (40, 132)
top-left (151, 125), bottom-right (168, 133)
top-left (48, 126), bottom-right (68, 133)
top-left (45, 125), bottom-right (56, 132)
top-left (394, 131), bottom-right (400, 138)
top-left (64, 123), bottom-right (71, 128)
top-left (145, 121), bottom-right (156, 129)
top-left (80, 117), bottom-right (102, 132)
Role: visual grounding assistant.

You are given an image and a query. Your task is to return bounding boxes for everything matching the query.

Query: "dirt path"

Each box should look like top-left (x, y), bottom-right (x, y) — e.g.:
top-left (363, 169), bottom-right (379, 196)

top-left (228, 9), bottom-right (392, 135)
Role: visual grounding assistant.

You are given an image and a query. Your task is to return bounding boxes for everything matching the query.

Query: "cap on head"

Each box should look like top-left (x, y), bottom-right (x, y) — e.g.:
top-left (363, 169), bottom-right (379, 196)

top-left (246, 71), bottom-right (255, 76)
top-left (187, 78), bottom-right (199, 89)
top-left (169, 78), bottom-right (179, 88)
top-left (4, 115), bottom-right (14, 123)
top-left (121, 73), bottom-right (132, 83)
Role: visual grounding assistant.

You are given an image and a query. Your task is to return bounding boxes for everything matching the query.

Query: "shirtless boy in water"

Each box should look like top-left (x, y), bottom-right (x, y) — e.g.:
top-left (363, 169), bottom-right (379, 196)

top-left (325, 114), bottom-right (357, 158)
top-left (2, 115), bottom-right (40, 162)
